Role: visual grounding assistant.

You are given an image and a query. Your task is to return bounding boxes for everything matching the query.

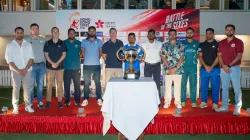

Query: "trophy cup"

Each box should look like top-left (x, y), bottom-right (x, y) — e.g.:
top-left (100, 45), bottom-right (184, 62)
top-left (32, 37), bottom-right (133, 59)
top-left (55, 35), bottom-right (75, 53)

top-left (116, 46), bottom-right (145, 80)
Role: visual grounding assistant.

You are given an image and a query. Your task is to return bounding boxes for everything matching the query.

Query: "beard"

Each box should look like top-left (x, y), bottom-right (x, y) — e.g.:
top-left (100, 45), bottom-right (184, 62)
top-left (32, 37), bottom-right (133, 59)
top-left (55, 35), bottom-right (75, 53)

top-left (69, 37), bottom-right (75, 40)
top-left (226, 34), bottom-right (233, 37)
top-left (16, 37), bottom-right (23, 40)
top-left (88, 34), bottom-right (96, 38)
top-left (186, 36), bottom-right (193, 39)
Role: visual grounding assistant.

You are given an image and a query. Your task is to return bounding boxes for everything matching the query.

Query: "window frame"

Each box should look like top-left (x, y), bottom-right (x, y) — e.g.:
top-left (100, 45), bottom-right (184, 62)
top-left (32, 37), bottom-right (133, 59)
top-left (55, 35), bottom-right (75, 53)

top-left (198, 0), bottom-right (222, 11)
top-left (222, 0), bottom-right (247, 11)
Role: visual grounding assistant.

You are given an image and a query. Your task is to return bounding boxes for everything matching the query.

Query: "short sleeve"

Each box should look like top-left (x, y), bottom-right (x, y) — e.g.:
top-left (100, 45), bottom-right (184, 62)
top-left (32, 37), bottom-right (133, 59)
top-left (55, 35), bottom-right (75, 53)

top-left (198, 43), bottom-right (202, 52)
top-left (43, 41), bottom-right (49, 53)
top-left (179, 44), bottom-right (184, 56)
top-left (81, 40), bottom-right (86, 49)
top-left (62, 41), bottom-right (67, 52)
top-left (98, 40), bottom-right (103, 49)
top-left (138, 46), bottom-right (144, 56)
top-left (28, 44), bottom-right (35, 60)
top-left (218, 41), bottom-right (223, 53)
top-left (236, 40), bottom-right (244, 53)
top-left (161, 43), bottom-right (166, 56)
top-left (5, 44), bottom-right (13, 64)
top-left (78, 41), bottom-right (82, 53)
top-left (102, 42), bottom-right (107, 54)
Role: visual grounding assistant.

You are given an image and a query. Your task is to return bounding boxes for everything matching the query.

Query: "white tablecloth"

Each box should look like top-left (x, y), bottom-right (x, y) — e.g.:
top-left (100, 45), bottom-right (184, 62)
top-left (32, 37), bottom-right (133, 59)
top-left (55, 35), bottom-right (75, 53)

top-left (101, 77), bottom-right (160, 140)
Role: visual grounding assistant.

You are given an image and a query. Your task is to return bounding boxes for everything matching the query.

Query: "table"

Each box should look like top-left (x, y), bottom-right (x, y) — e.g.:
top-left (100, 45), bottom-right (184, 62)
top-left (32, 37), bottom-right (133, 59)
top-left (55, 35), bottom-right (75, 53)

top-left (101, 77), bottom-right (160, 140)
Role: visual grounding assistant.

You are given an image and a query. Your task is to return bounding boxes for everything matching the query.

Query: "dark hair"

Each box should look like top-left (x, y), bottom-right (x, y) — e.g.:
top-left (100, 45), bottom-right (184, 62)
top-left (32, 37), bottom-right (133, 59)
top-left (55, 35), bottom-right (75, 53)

top-left (15, 27), bottom-right (24, 32)
top-left (51, 27), bottom-right (59, 32)
top-left (225, 24), bottom-right (235, 31)
top-left (109, 28), bottom-right (117, 33)
top-left (88, 26), bottom-right (96, 31)
top-left (30, 23), bottom-right (39, 29)
top-left (128, 32), bottom-right (135, 37)
top-left (68, 28), bottom-right (75, 34)
top-left (148, 29), bottom-right (155, 34)
top-left (186, 27), bottom-right (194, 32)
top-left (168, 29), bottom-right (177, 34)
top-left (206, 28), bottom-right (214, 33)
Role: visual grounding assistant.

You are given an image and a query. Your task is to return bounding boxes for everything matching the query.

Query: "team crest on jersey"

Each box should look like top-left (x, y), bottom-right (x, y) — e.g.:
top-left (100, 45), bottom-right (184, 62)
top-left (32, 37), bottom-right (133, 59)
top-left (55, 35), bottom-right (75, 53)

top-left (58, 45), bottom-right (61, 48)
top-left (231, 43), bottom-right (235, 47)
top-left (75, 45), bottom-right (78, 48)
top-left (193, 45), bottom-right (196, 48)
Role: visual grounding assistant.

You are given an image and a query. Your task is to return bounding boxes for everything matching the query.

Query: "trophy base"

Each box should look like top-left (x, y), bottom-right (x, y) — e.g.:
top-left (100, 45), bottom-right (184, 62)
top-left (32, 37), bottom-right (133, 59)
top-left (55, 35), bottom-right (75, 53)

top-left (123, 73), bottom-right (139, 80)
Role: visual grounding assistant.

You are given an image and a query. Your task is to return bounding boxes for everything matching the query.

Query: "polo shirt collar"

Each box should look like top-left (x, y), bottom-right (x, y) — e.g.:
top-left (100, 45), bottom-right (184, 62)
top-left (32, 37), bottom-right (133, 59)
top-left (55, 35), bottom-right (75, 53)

top-left (86, 36), bottom-right (97, 40)
top-left (166, 41), bottom-right (179, 46)
top-left (205, 39), bottom-right (216, 44)
top-left (49, 39), bottom-right (62, 44)
top-left (147, 40), bottom-right (156, 44)
top-left (66, 38), bottom-right (77, 44)
top-left (108, 39), bottom-right (120, 44)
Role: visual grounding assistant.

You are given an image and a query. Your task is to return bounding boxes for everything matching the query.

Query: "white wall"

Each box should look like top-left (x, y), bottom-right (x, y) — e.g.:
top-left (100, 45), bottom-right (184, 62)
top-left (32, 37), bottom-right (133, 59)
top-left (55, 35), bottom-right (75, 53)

top-left (0, 11), bottom-right (250, 35)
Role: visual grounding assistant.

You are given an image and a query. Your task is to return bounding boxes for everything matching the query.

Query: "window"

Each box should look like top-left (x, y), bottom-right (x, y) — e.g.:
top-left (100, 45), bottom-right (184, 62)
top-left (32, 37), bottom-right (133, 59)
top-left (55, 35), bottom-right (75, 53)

top-left (224, 0), bottom-right (244, 10)
top-left (129, 0), bottom-right (148, 9)
top-left (153, 0), bottom-right (171, 9)
top-left (176, 0), bottom-right (196, 9)
top-left (59, 0), bottom-right (77, 9)
top-left (248, 0), bottom-right (250, 9)
top-left (200, 0), bottom-right (220, 10)
top-left (0, 0), bottom-right (9, 11)
top-left (35, 0), bottom-right (55, 10)
top-left (105, 0), bottom-right (124, 9)
top-left (12, 0), bottom-right (31, 11)
top-left (82, 0), bottom-right (101, 9)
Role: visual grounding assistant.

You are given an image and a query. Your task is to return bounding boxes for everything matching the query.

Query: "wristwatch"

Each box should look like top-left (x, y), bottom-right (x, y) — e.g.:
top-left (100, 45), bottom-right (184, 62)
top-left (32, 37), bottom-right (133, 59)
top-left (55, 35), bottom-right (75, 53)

top-left (227, 64), bottom-right (231, 68)
top-left (174, 66), bottom-right (178, 68)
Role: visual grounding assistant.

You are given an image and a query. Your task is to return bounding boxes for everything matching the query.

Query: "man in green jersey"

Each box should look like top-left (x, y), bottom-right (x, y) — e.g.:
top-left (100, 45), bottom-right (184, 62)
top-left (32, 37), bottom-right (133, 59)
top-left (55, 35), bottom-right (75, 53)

top-left (181, 27), bottom-right (200, 107)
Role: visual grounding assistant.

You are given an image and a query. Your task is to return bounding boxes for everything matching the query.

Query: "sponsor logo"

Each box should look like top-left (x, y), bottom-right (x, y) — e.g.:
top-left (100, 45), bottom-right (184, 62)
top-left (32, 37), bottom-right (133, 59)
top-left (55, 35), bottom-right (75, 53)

top-left (177, 32), bottom-right (186, 37)
top-left (95, 19), bottom-right (104, 28)
top-left (69, 12), bottom-right (80, 30)
top-left (80, 18), bottom-right (91, 29)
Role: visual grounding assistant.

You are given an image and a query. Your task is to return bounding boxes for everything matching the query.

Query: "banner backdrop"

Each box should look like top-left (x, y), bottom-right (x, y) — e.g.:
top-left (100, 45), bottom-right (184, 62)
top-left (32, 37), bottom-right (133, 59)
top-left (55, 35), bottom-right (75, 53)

top-left (56, 9), bottom-right (200, 98)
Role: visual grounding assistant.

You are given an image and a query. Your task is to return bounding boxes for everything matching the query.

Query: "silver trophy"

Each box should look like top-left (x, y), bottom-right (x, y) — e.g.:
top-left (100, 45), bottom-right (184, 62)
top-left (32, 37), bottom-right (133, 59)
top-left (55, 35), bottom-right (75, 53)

top-left (116, 46), bottom-right (145, 79)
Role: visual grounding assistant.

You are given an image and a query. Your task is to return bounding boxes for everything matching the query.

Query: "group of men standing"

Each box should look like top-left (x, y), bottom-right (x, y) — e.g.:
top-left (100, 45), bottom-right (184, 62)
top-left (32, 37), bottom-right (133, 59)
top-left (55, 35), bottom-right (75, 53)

top-left (5, 23), bottom-right (243, 117)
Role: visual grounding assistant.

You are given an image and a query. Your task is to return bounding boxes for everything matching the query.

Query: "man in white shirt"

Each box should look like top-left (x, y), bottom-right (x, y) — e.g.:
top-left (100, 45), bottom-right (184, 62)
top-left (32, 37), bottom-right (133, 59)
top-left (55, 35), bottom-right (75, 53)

top-left (141, 29), bottom-right (162, 98)
top-left (5, 27), bottom-right (35, 114)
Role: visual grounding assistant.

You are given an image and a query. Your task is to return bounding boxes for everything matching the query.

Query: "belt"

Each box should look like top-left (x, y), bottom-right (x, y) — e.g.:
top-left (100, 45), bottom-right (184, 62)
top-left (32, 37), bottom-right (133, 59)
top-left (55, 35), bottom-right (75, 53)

top-left (145, 62), bottom-right (160, 66)
top-left (33, 62), bottom-right (44, 65)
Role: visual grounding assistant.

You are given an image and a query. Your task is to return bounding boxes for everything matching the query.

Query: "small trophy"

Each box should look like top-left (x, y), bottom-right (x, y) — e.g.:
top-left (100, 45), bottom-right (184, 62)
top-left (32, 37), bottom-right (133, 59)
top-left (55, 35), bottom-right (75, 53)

top-left (1, 106), bottom-right (8, 115)
top-left (116, 46), bottom-right (145, 80)
top-left (77, 108), bottom-right (86, 117)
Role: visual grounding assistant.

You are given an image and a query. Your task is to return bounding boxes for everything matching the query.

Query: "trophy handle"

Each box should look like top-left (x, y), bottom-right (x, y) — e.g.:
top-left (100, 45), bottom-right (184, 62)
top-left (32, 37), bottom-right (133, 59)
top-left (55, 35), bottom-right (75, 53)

top-left (116, 47), bottom-right (125, 61)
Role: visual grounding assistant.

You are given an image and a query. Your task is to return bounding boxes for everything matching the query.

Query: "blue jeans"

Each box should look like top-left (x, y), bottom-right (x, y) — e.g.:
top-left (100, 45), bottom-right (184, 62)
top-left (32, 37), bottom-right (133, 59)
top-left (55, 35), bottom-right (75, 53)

top-left (30, 63), bottom-right (46, 104)
top-left (83, 65), bottom-right (102, 100)
top-left (200, 68), bottom-right (220, 104)
top-left (220, 66), bottom-right (242, 110)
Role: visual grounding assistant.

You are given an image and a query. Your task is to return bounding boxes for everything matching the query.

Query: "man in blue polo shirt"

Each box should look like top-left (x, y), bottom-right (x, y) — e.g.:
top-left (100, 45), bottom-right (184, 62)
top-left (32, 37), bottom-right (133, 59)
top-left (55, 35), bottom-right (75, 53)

top-left (81, 26), bottom-right (103, 107)
top-left (102, 28), bottom-right (124, 88)
top-left (63, 28), bottom-right (82, 106)
top-left (123, 33), bottom-right (144, 79)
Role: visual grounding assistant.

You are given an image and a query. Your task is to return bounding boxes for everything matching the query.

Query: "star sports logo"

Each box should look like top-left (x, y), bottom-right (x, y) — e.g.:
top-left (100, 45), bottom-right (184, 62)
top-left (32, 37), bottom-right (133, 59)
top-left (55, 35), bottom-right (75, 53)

top-left (95, 19), bottom-right (104, 28)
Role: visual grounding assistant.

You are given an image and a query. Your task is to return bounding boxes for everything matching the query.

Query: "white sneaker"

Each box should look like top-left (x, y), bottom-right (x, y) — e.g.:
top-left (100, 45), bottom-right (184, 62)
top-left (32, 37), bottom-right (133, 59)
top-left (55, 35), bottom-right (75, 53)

top-left (12, 108), bottom-right (18, 115)
top-left (25, 106), bottom-right (34, 113)
top-left (163, 102), bottom-right (170, 108)
top-left (233, 108), bottom-right (241, 116)
top-left (81, 99), bottom-right (88, 106)
top-left (175, 104), bottom-right (182, 109)
top-left (97, 99), bottom-right (103, 106)
top-left (215, 107), bottom-right (228, 112)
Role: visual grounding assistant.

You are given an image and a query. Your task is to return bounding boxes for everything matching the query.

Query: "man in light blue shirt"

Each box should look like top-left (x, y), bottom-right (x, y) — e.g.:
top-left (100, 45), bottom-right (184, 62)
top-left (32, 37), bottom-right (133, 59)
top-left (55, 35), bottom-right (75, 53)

top-left (81, 26), bottom-right (103, 107)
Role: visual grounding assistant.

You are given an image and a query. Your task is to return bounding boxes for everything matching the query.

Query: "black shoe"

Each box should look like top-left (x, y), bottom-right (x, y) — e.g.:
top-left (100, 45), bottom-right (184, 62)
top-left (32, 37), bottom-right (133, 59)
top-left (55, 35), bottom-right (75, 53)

top-left (45, 102), bottom-right (51, 109)
top-left (58, 102), bottom-right (63, 108)
top-left (37, 102), bottom-right (44, 109)
top-left (64, 101), bottom-right (71, 106)
top-left (74, 101), bottom-right (80, 106)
